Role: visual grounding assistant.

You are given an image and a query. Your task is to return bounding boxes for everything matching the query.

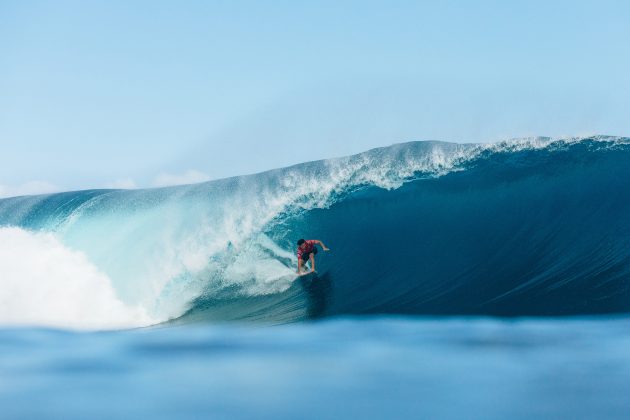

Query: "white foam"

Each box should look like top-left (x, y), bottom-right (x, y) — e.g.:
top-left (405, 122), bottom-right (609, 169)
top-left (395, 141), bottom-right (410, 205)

top-left (0, 227), bottom-right (154, 330)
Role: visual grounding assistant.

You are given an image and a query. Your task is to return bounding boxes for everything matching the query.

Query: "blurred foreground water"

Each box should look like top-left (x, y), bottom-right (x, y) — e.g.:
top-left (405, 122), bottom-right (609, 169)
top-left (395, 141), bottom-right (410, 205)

top-left (2, 316), bottom-right (630, 419)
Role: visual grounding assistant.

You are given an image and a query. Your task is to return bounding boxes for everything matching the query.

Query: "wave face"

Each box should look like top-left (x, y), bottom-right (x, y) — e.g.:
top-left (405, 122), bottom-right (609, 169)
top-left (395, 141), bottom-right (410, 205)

top-left (1, 136), bottom-right (629, 327)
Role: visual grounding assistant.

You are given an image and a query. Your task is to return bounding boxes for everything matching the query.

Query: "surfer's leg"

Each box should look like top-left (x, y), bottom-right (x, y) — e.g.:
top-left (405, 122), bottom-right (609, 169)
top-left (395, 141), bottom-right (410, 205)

top-left (309, 253), bottom-right (316, 272)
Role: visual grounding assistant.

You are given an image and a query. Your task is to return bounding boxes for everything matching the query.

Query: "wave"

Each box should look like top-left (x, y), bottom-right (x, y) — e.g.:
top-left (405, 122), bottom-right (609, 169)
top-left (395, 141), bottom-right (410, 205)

top-left (1, 136), bottom-right (629, 328)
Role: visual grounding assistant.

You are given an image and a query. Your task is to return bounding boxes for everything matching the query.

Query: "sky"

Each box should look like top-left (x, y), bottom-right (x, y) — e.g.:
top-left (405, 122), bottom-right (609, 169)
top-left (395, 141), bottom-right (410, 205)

top-left (1, 0), bottom-right (629, 197)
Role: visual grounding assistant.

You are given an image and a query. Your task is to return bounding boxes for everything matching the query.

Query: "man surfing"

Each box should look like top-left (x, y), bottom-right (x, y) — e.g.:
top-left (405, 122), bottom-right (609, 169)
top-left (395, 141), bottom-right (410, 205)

top-left (296, 238), bottom-right (330, 275)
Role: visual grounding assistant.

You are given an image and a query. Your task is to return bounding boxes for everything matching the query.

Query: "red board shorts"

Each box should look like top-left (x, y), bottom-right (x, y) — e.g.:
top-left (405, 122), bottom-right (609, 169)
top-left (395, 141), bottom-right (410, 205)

top-left (300, 246), bottom-right (318, 261)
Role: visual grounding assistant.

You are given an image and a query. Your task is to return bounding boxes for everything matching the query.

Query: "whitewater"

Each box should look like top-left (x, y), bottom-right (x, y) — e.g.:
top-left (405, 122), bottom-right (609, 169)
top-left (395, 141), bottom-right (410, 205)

top-left (1, 136), bottom-right (629, 329)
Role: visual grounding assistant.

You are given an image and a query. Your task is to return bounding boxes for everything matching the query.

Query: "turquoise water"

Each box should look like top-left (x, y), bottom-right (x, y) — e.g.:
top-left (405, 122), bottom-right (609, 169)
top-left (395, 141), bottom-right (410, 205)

top-left (1, 137), bottom-right (629, 418)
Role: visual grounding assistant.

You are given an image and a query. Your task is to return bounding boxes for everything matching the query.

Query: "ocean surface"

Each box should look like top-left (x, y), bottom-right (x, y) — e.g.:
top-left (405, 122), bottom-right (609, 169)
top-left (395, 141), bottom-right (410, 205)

top-left (1, 136), bottom-right (629, 418)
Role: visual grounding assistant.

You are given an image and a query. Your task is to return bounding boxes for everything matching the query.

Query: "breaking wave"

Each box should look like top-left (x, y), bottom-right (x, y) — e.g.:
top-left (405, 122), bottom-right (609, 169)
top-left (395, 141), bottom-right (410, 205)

top-left (1, 136), bottom-right (629, 328)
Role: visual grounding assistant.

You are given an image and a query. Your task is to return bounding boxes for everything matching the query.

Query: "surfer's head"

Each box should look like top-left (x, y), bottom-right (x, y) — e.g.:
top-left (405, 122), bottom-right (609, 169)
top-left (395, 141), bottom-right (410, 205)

top-left (297, 239), bottom-right (306, 248)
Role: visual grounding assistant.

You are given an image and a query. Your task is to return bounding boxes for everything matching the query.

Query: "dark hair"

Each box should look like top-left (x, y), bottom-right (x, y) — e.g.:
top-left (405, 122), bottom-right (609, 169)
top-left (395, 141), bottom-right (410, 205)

top-left (297, 239), bottom-right (305, 246)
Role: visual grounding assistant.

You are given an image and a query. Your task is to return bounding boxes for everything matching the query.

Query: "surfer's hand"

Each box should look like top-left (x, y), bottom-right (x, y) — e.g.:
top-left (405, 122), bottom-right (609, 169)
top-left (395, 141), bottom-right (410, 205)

top-left (323, 247), bottom-right (330, 251)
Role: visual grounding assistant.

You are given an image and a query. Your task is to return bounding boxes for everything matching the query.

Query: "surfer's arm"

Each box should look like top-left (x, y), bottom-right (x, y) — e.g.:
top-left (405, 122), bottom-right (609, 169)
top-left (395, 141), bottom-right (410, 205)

top-left (314, 240), bottom-right (330, 251)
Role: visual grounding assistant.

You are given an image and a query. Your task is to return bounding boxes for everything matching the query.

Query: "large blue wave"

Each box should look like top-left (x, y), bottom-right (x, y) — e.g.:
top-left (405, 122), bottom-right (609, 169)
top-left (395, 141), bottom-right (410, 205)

top-left (1, 137), bottom-right (629, 327)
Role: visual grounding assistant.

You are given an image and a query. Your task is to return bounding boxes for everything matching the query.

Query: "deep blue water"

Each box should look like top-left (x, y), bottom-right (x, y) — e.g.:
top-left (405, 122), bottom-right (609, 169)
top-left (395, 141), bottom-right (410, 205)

top-left (1, 137), bottom-right (629, 418)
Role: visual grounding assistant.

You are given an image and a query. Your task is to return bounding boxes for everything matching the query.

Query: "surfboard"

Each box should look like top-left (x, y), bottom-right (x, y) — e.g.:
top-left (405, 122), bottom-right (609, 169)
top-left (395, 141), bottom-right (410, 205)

top-left (297, 270), bottom-right (317, 277)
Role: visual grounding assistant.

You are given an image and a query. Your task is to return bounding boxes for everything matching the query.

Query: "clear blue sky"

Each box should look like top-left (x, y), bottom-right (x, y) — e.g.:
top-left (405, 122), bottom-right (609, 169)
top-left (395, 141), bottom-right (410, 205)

top-left (1, 0), bottom-right (629, 196)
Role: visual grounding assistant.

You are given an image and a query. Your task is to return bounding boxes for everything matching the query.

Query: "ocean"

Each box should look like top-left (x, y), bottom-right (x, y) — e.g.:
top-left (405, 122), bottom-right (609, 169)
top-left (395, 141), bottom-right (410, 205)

top-left (1, 136), bottom-right (629, 418)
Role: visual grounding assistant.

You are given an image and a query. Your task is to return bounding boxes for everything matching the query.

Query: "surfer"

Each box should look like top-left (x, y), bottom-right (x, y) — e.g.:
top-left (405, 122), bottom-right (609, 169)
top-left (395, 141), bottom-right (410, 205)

top-left (297, 239), bottom-right (330, 274)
